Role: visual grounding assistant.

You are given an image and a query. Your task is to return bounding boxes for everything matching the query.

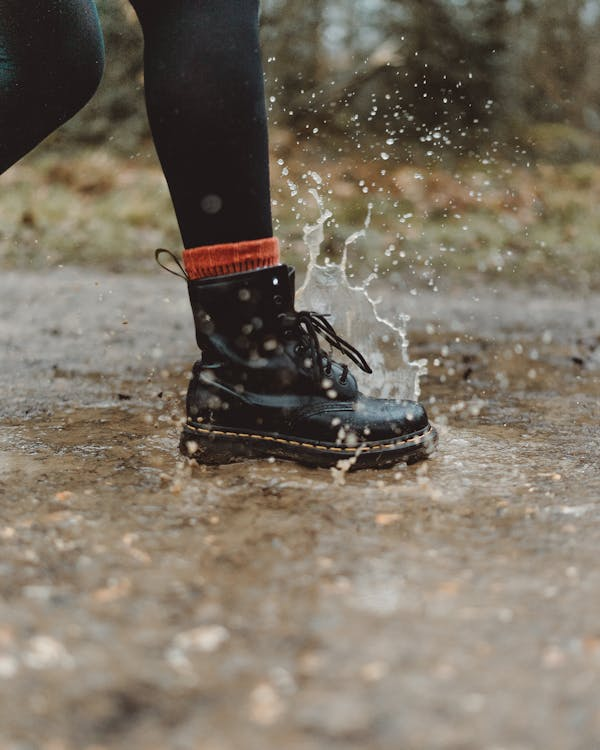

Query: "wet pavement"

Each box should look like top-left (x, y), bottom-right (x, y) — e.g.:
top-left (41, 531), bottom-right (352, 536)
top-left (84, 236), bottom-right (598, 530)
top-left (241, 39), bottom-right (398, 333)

top-left (1, 268), bottom-right (599, 750)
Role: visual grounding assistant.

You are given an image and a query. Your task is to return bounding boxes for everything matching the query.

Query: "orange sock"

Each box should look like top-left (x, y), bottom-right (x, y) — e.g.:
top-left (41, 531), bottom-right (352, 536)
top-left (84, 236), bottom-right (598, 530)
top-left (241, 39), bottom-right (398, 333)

top-left (183, 237), bottom-right (280, 280)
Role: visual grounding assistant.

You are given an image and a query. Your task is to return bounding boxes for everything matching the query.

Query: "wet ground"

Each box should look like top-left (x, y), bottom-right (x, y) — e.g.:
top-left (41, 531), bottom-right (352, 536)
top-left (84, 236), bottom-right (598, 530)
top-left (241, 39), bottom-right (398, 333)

top-left (1, 268), bottom-right (599, 750)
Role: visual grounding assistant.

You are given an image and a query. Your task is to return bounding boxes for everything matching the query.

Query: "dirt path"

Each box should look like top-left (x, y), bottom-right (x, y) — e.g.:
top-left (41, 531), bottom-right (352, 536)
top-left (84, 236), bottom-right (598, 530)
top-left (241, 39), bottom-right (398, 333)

top-left (1, 269), bottom-right (599, 750)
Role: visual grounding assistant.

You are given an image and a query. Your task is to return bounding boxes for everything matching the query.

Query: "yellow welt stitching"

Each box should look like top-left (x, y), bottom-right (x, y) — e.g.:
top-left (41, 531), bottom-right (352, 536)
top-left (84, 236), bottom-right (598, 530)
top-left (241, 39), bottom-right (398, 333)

top-left (187, 423), bottom-right (430, 451)
top-left (185, 423), bottom-right (433, 453)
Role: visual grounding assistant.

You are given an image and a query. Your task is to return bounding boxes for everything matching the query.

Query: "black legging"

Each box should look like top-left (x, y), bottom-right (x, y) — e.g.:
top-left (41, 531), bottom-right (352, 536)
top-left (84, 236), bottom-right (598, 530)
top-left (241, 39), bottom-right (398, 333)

top-left (0, 0), bottom-right (273, 248)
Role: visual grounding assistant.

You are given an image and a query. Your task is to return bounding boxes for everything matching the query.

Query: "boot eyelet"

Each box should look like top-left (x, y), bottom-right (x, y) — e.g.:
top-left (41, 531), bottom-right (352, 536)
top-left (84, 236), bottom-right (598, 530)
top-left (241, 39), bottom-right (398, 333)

top-left (273, 294), bottom-right (283, 306)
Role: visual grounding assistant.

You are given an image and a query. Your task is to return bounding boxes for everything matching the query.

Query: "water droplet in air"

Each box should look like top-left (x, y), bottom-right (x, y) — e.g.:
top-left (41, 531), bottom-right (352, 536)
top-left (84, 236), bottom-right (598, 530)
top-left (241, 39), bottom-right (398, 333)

top-left (201, 194), bottom-right (223, 214)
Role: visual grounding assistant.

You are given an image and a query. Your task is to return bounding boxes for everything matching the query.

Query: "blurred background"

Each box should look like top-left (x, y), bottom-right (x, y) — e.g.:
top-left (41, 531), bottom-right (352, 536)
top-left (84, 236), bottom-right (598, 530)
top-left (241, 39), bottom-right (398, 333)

top-left (2, 0), bottom-right (599, 289)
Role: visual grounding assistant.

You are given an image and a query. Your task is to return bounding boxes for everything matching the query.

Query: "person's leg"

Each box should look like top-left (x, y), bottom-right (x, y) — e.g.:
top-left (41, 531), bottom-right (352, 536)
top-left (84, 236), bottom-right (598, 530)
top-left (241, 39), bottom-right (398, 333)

top-left (133, 0), bottom-right (437, 468)
top-left (129, 0), bottom-right (275, 273)
top-left (0, 0), bottom-right (105, 174)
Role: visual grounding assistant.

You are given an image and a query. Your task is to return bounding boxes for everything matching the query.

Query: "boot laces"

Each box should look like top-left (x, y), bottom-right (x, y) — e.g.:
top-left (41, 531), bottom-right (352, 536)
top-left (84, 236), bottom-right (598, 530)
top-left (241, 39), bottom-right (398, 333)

top-left (280, 310), bottom-right (372, 384)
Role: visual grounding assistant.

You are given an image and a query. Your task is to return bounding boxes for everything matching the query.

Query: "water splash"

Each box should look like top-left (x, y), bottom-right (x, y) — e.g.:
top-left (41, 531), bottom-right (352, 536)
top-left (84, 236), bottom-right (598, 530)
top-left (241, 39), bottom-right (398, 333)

top-left (296, 190), bottom-right (425, 401)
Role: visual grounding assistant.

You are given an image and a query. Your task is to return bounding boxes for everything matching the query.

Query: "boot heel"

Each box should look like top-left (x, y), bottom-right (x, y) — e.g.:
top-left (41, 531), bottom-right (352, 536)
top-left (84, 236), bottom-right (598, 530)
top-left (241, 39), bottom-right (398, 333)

top-left (179, 426), bottom-right (254, 465)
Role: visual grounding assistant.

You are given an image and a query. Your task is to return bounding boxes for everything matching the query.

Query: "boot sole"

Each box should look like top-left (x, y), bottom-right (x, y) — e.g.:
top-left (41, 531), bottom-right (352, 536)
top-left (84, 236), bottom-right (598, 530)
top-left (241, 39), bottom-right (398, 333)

top-left (180, 421), bottom-right (438, 470)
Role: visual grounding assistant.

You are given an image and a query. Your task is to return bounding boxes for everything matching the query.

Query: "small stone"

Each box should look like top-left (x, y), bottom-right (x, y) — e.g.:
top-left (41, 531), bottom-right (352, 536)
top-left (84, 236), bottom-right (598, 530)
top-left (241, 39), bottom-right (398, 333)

top-left (0, 655), bottom-right (18, 679)
top-left (173, 625), bottom-right (230, 653)
top-left (54, 491), bottom-right (73, 503)
top-left (543, 645), bottom-right (566, 669)
top-left (248, 682), bottom-right (285, 726)
top-left (23, 636), bottom-right (73, 670)
top-left (360, 661), bottom-right (389, 682)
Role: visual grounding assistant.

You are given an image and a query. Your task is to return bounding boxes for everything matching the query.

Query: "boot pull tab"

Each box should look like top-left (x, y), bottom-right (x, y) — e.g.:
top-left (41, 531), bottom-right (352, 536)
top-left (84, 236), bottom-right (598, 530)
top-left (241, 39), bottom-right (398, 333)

top-left (155, 248), bottom-right (189, 281)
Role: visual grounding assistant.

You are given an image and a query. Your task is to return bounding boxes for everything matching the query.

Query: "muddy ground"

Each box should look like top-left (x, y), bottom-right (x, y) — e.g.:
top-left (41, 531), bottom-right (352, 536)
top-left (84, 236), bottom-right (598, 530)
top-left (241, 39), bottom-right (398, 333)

top-left (1, 268), bottom-right (599, 750)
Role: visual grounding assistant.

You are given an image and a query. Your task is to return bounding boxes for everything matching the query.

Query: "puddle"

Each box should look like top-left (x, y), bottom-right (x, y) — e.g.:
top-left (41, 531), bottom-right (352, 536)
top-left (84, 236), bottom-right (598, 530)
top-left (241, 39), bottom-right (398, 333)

top-left (1, 270), bottom-right (599, 750)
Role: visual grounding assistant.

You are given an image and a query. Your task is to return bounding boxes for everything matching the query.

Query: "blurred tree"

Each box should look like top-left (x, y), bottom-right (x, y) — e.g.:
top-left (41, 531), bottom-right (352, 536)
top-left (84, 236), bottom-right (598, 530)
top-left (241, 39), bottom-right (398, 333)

top-left (519, 0), bottom-right (593, 124)
top-left (268, 0), bottom-right (511, 153)
top-left (262, 0), bottom-right (325, 92)
top-left (46, 0), bottom-right (600, 161)
top-left (357, 0), bottom-right (510, 141)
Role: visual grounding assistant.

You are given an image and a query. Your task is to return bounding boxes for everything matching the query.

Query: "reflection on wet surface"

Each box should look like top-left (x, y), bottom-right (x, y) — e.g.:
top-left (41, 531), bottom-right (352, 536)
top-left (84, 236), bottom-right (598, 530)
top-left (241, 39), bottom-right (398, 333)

top-left (1, 271), bottom-right (599, 749)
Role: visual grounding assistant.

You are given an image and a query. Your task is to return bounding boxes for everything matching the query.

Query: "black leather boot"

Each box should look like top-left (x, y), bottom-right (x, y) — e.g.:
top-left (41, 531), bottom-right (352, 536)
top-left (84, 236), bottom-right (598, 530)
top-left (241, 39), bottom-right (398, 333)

top-left (166, 258), bottom-right (437, 470)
